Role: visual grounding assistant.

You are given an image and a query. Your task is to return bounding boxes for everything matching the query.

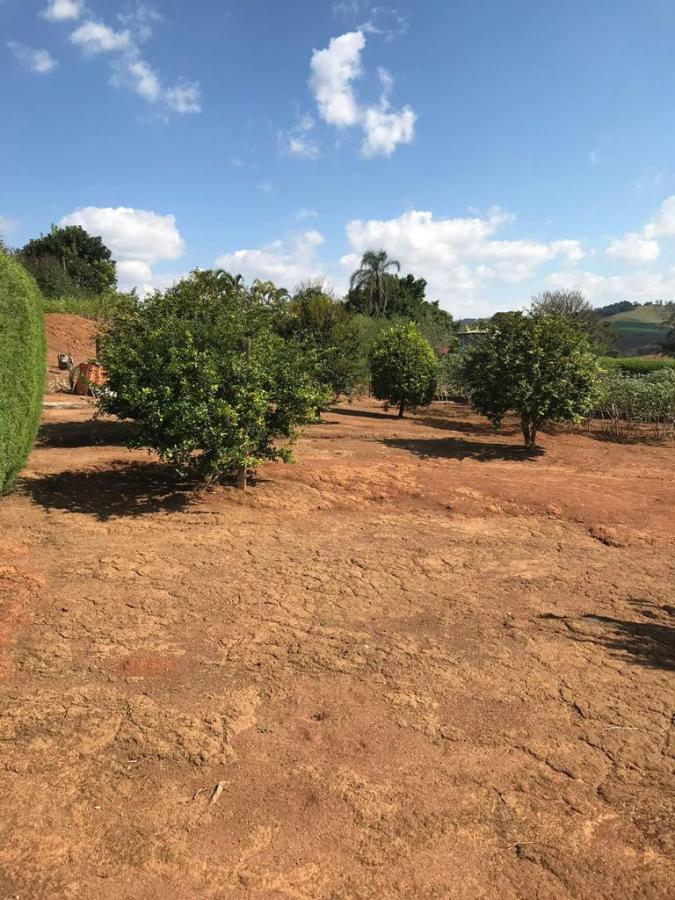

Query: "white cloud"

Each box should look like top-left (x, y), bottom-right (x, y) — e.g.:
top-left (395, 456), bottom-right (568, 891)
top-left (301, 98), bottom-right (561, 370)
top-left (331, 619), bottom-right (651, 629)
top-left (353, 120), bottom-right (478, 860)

top-left (257, 182), bottom-right (273, 193)
top-left (310, 31), bottom-right (365, 128)
top-left (59, 206), bottom-right (186, 296)
top-left (547, 268), bottom-right (675, 304)
top-left (643, 196), bottom-right (675, 238)
top-left (59, 207), bottom-right (185, 263)
top-left (42, 0), bottom-right (82, 21)
top-left (590, 150), bottom-right (600, 166)
top-left (307, 31), bottom-right (416, 158)
top-left (70, 21), bottom-right (132, 54)
top-left (345, 208), bottom-right (584, 307)
top-left (332, 2), bottom-right (409, 40)
top-left (165, 81), bottom-right (201, 114)
top-left (297, 208), bottom-right (319, 220)
top-left (60, 11), bottom-right (200, 116)
top-left (606, 232), bottom-right (660, 264)
top-left (278, 113), bottom-right (320, 160)
top-left (361, 104), bottom-right (415, 157)
top-left (215, 231), bottom-right (329, 290)
top-left (7, 41), bottom-right (57, 74)
top-left (124, 59), bottom-right (161, 102)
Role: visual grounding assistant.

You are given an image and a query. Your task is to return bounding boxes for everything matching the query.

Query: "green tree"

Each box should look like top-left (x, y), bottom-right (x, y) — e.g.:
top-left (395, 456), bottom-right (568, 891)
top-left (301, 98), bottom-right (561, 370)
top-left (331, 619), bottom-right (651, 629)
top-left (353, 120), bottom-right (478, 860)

top-left (662, 306), bottom-right (675, 355)
top-left (462, 312), bottom-right (599, 448)
top-left (19, 224), bottom-right (116, 297)
top-left (530, 289), bottom-right (614, 352)
top-left (0, 251), bottom-right (46, 494)
top-left (98, 270), bottom-right (327, 489)
top-left (285, 282), bottom-right (367, 398)
top-left (348, 250), bottom-right (400, 317)
top-left (370, 322), bottom-right (438, 417)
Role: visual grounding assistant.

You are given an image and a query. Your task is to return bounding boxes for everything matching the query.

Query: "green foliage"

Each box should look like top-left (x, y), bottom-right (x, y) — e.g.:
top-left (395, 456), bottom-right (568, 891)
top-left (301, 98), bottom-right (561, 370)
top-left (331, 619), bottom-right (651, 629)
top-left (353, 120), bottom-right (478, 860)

top-left (436, 352), bottom-right (467, 399)
top-left (530, 289), bottom-right (615, 352)
top-left (284, 284), bottom-right (367, 398)
top-left (0, 251), bottom-right (46, 494)
top-left (41, 290), bottom-right (137, 322)
top-left (19, 224), bottom-right (116, 297)
top-left (595, 369), bottom-right (675, 439)
top-left (98, 270), bottom-right (327, 485)
top-left (370, 322), bottom-right (438, 417)
top-left (462, 312), bottom-right (599, 448)
top-left (347, 250), bottom-right (401, 317)
top-left (662, 306), bottom-right (675, 355)
top-left (600, 356), bottom-right (675, 375)
top-left (596, 301), bottom-right (640, 318)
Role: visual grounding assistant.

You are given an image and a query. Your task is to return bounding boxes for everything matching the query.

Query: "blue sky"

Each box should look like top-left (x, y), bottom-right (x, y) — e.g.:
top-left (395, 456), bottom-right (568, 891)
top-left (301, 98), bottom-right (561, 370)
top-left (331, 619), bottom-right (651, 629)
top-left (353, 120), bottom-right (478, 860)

top-left (2, 0), bottom-right (675, 315)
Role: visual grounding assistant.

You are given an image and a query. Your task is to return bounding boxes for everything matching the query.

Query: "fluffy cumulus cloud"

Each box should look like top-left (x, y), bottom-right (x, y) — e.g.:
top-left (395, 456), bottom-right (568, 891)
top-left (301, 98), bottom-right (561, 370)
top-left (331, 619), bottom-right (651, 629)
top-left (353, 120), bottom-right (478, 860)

top-left (215, 231), bottom-right (328, 290)
top-left (43, 4), bottom-right (201, 116)
top-left (344, 208), bottom-right (583, 306)
top-left (605, 195), bottom-right (675, 263)
top-left (546, 268), bottom-right (675, 304)
top-left (7, 41), bottom-right (57, 74)
top-left (606, 233), bottom-right (660, 264)
top-left (59, 206), bottom-right (185, 294)
top-left (42, 0), bottom-right (82, 21)
top-left (305, 30), bottom-right (416, 158)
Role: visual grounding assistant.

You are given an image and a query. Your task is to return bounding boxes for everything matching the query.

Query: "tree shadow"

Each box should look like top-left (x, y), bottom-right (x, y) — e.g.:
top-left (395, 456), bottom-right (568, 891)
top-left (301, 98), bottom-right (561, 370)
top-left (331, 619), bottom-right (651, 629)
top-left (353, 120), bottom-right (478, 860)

top-left (36, 418), bottom-right (137, 448)
top-left (383, 436), bottom-right (543, 462)
top-left (412, 414), bottom-right (519, 437)
top-left (21, 462), bottom-right (194, 521)
top-left (540, 608), bottom-right (675, 671)
top-left (327, 406), bottom-right (400, 421)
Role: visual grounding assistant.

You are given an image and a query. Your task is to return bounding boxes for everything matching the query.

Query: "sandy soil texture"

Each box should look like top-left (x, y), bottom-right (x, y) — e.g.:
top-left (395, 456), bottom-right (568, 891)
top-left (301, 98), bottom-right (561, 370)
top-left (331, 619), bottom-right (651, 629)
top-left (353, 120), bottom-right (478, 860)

top-left (0, 395), bottom-right (673, 899)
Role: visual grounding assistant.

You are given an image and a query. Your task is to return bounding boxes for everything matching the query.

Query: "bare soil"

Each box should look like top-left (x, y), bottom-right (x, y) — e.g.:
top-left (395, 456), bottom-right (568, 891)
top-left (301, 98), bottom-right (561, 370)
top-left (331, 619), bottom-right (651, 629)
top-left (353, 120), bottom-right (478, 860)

top-left (0, 392), bottom-right (673, 898)
top-left (44, 313), bottom-right (100, 392)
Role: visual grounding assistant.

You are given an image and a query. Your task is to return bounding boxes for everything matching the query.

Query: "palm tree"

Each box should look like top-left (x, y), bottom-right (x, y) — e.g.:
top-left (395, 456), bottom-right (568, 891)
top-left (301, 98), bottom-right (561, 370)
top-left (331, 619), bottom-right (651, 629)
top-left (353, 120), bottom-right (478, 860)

top-left (349, 249), bottom-right (400, 317)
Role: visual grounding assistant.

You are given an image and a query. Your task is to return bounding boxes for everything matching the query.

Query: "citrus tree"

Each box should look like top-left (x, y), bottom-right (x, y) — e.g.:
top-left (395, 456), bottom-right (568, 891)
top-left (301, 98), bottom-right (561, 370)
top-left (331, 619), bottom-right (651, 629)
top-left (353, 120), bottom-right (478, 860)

top-left (98, 270), bottom-right (327, 488)
top-left (370, 322), bottom-right (438, 417)
top-left (462, 312), bottom-right (599, 448)
top-left (0, 251), bottom-right (46, 494)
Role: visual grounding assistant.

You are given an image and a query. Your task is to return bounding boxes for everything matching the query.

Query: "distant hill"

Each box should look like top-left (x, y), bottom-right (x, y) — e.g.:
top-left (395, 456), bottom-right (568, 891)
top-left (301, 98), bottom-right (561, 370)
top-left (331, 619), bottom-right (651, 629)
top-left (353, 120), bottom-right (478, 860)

top-left (602, 303), bottom-right (672, 355)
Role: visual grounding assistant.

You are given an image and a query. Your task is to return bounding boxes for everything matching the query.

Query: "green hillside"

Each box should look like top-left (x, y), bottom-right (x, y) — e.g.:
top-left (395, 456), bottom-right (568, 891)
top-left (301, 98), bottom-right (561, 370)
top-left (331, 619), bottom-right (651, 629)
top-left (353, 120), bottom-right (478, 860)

top-left (605, 304), bottom-right (672, 354)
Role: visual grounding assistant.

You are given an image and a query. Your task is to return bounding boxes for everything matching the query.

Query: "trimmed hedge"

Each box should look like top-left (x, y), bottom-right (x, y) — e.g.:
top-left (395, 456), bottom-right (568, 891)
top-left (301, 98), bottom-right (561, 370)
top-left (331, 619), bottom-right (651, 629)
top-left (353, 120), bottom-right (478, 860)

top-left (601, 356), bottom-right (675, 375)
top-left (0, 252), bottom-right (46, 494)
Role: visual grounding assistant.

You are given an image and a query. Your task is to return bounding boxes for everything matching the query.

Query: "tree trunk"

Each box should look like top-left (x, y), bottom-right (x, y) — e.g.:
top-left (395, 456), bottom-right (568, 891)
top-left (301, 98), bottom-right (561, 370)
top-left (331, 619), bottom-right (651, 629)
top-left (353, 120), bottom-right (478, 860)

top-left (521, 416), bottom-right (538, 449)
top-left (398, 400), bottom-right (405, 418)
top-left (236, 466), bottom-right (247, 491)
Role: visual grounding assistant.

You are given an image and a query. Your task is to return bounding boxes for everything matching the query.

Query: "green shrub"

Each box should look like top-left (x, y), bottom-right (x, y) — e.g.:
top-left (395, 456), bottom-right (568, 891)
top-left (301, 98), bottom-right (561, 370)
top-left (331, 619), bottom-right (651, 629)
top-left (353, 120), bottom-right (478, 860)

top-left (0, 252), bottom-right (46, 494)
top-left (595, 369), bottom-right (675, 438)
top-left (370, 322), bottom-right (438, 417)
top-left (462, 312), bottom-right (599, 448)
top-left (600, 356), bottom-right (675, 375)
top-left (41, 290), bottom-right (136, 321)
top-left (98, 270), bottom-right (328, 488)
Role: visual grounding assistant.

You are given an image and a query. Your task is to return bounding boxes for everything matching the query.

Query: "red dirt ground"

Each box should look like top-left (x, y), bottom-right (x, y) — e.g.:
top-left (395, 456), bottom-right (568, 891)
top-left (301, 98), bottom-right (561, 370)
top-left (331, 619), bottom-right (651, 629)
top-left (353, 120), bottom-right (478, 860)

top-left (0, 390), bottom-right (673, 897)
top-left (44, 313), bottom-right (99, 391)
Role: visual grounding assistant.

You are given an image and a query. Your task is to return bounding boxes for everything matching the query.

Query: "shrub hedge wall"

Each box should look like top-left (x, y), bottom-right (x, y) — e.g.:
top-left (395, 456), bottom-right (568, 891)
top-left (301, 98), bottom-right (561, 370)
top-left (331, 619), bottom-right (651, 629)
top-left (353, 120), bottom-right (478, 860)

top-left (0, 252), bottom-right (46, 494)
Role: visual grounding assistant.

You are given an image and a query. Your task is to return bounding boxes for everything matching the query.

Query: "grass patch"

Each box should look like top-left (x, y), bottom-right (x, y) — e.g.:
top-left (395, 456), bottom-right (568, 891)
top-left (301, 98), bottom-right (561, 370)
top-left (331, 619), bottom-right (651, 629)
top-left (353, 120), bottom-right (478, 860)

top-left (601, 356), bottom-right (675, 374)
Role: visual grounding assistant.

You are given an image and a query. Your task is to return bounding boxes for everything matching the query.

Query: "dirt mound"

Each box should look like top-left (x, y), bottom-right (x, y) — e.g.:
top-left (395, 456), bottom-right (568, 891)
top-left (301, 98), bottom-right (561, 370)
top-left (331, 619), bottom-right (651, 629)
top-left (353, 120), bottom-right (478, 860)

top-left (44, 313), bottom-right (100, 391)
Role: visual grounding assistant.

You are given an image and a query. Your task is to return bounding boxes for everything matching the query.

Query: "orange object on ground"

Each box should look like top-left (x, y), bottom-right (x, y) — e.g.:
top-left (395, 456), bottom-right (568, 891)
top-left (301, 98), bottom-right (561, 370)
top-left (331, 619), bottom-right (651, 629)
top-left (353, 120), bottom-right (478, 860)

top-left (72, 362), bottom-right (106, 395)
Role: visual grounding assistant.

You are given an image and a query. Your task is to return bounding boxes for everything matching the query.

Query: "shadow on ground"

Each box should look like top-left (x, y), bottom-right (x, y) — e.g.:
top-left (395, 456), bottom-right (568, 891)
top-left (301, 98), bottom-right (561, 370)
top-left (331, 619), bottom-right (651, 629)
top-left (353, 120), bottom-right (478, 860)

top-left (383, 436), bottom-right (543, 462)
top-left (21, 462), bottom-right (193, 520)
top-left (412, 414), bottom-right (519, 437)
top-left (540, 607), bottom-right (675, 671)
top-left (36, 418), bottom-right (137, 449)
top-left (328, 406), bottom-right (400, 421)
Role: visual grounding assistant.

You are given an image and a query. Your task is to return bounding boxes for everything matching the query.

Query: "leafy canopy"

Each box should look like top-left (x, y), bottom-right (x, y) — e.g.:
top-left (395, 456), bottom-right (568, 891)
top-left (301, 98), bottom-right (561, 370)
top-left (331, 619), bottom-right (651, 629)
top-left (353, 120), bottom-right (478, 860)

top-left (462, 311), bottom-right (599, 448)
top-left (370, 322), bottom-right (438, 417)
top-left (19, 224), bottom-right (116, 297)
top-left (284, 281), bottom-right (367, 398)
top-left (98, 270), bottom-right (327, 485)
